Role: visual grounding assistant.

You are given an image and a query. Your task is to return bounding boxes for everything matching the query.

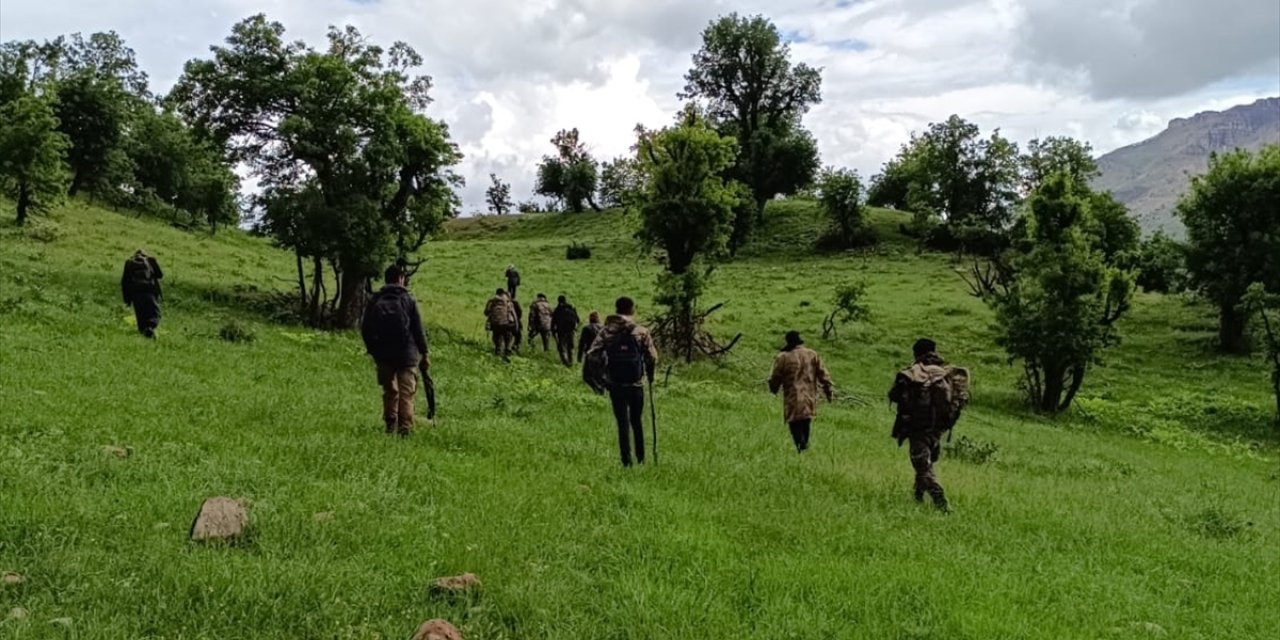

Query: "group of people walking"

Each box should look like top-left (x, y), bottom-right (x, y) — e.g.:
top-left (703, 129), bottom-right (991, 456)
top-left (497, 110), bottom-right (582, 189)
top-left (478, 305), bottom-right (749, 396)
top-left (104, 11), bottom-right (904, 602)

top-left (122, 253), bottom-right (969, 511)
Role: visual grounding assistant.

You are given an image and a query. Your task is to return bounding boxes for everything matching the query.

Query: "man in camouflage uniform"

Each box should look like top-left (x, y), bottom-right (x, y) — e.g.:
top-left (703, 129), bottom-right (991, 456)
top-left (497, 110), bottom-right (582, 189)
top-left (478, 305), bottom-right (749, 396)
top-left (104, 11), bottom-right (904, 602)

top-left (587, 297), bottom-right (659, 467)
top-left (505, 265), bottom-right (521, 299)
top-left (511, 295), bottom-right (524, 352)
top-left (484, 288), bottom-right (517, 357)
top-left (121, 249), bottom-right (164, 338)
top-left (768, 331), bottom-right (834, 453)
top-left (528, 293), bottom-right (554, 352)
top-left (551, 295), bottom-right (581, 367)
top-left (888, 338), bottom-right (953, 512)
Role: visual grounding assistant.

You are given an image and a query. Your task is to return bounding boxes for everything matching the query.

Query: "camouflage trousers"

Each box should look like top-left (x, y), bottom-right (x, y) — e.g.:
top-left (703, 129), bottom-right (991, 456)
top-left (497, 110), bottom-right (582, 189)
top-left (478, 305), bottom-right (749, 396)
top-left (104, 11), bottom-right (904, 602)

top-left (491, 325), bottom-right (516, 356)
top-left (908, 433), bottom-right (946, 507)
top-left (377, 362), bottom-right (418, 434)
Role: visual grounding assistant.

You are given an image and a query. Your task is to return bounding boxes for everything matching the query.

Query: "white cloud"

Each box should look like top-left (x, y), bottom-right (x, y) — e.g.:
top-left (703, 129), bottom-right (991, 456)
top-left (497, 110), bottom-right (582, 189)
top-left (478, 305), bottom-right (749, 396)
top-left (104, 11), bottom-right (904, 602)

top-left (1, 0), bottom-right (1276, 210)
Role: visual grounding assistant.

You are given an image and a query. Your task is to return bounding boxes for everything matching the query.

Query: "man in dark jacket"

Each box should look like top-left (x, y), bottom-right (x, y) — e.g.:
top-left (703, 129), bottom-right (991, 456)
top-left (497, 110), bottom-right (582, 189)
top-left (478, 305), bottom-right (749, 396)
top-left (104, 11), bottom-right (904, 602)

top-left (888, 338), bottom-right (951, 511)
top-left (505, 265), bottom-right (521, 299)
top-left (361, 264), bottom-right (429, 436)
top-left (587, 297), bottom-right (658, 467)
top-left (578, 311), bottom-right (602, 364)
top-left (551, 295), bottom-right (581, 367)
top-left (121, 249), bottom-right (163, 338)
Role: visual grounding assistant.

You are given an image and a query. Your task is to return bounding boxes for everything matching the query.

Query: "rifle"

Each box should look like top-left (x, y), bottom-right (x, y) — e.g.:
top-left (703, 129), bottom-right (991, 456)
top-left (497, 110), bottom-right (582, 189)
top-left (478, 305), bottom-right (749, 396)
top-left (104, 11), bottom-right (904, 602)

top-left (648, 377), bottom-right (658, 465)
top-left (420, 359), bottom-right (436, 421)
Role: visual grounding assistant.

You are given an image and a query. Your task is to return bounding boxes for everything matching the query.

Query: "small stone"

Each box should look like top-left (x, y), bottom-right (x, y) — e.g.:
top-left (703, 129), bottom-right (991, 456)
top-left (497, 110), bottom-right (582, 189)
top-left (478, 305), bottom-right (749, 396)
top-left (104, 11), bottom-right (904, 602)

top-left (430, 573), bottom-right (481, 595)
top-left (50, 617), bottom-right (72, 627)
top-left (189, 497), bottom-right (248, 542)
top-left (313, 511), bottom-right (335, 523)
top-left (102, 445), bottom-right (132, 459)
top-left (1133, 622), bottom-right (1167, 636)
top-left (411, 619), bottom-right (463, 640)
top-left (1, 572), bottom-right (23, 586)
top-left (8, 607), bottom-right (28, 620)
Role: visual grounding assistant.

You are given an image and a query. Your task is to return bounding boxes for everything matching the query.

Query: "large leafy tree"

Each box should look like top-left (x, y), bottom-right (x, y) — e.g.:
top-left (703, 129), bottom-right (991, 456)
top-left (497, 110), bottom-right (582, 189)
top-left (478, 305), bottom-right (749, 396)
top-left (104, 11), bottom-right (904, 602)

top-left (634, 111), bottom-right (745, 360)
top-left (1021, 136), bottom-right (1097, 193)
top-left (127, 109), bottom-right (239, 231)
top-left (1244, 284), bottom-right (1280, 426)
top-left (817, 167), bottom-right (869, 248)
top-left (680, 13), bottom-right (822, 242)
top-left (535, 128), bottom-right (599, 212)
top-left (598, 156), bottom-right (643, 210)
top-left (171, 16), bottom-right (462, 328)
top-left (1178, 145), bottom-right (1280, 353)
top-left (992, 174), bottom-right (1134, 413)
top-left (0, 93), bottom-right (70, 225)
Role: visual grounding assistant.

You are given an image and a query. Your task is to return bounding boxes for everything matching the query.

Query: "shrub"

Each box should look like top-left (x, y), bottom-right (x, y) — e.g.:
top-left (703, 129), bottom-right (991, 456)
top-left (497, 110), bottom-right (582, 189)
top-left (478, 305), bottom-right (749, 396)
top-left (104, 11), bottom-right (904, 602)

top-left (218, 319), bottom-right (256, 344)
top-left (943, 435), bottom-right (999, 465)
top-left (22, 219), bottom-right (62, 243)
top-left (565, 242), bottom-right (592, 260)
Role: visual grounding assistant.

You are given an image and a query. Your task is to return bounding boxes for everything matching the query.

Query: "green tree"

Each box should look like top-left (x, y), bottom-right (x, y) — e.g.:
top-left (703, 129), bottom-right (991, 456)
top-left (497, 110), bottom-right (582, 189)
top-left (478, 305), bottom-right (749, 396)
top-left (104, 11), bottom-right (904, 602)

top-left (1022, 136), bottom-right (1098, 193)
top-left (1178, 145), bottom-right (1280, 353)
top-left (866, 154), bottom-right (918, 210)
top-left (485, 173), bottom-right (512, 215)
top-left (634, 112), bottom-right (744, 360)
top-left (171, 16), bottom-right (462, 328)
top-left (598, 156), bottom-right (643, 210)
top-left (535, 128), bottom-right (599, 212)
top-left (1083, 191), bottom-right (1140, 265)
top-left (992, 173), bottom-right (1133, 413)
top-left (126, 109), bottom-right (239, 231)
top-left (680, 13), bottom-right (822, 243)
top-left (817, 167), bottom-right (870, 248)
top-left (54, 71), bottom-right (132, 196)
top-left (1135, 231), bottom-right (1187, 293)
top-left (0, 93), bottom-right (70, 225)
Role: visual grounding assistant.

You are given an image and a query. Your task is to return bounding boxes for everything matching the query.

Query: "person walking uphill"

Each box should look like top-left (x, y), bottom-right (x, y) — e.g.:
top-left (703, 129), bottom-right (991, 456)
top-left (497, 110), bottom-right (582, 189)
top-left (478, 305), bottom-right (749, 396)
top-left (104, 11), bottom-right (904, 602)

top-left (529, 293), bottom-right (554, 353)
top-left (587, 297), bottom-right (658, 467)
top-left (768, 331), bottom-right (834, 453)
top-left (484, 288), bottom-right (517, 358)
top-left (505, 265), bottom-right (521, 299)
top-left (889, 338), bottom-right (970, 512)
top-left (578, 311), bottom-right (602, 364)
top-left (121, 249), bottom-right (164, 338)
top-left (362, 265), bottom-right (429, 436)
top-left (551, 295), bottom-right (581, 367)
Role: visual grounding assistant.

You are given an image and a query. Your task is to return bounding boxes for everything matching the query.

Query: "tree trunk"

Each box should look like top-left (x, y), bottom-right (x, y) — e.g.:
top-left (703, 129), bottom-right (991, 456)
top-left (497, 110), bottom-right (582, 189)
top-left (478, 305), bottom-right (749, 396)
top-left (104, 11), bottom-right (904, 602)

top-left (335, 266), bottom-right (370, 330)
top-left (309, 256), bottom-right (325, 325)
top-left (1059, 365), bottom-right (1087, 412)
top-left (1219, 304), bottom-right (1250, 354)
top-left (68, 170), bottom-right (84, 197)
top-left (15, 180), bottom-right (31, 226)
top-left (295, 251), bottom-right (308, 311)
top-left (1040, 364), bottom-right (1065, 413)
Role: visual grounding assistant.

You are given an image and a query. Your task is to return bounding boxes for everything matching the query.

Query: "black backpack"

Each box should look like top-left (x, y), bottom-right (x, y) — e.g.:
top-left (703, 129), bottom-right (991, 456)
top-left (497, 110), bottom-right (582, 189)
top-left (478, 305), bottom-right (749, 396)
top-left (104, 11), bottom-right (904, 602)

top-left (606, 330), bottom-right (645, 386)
top-left (370, 289), bottom-right (411, 350)
top-left (124, 257), bottom-right (155, 290)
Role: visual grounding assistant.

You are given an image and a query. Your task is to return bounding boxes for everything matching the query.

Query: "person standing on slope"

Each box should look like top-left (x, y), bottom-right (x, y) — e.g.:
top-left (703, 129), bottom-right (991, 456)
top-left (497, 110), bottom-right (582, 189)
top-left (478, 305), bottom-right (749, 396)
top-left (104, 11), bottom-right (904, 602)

top-left (528, 293), bottom-right (554, 353)
top-left (361, 264), bottom-right (430, 436)
top-left (587, 297), bottom-right (658, 467)
top-left (551, 295), bottom-right (581, 367)
top-left (889, 338), bottom-right (969, 512)
top-left (505, 264), bottom-right (521, 299)
top-left (121, 249), bottom-right (164, 338)
top-left (484, 288), bottom-right (517, 358)
top-left (768, 331), bottom-right (834, 453)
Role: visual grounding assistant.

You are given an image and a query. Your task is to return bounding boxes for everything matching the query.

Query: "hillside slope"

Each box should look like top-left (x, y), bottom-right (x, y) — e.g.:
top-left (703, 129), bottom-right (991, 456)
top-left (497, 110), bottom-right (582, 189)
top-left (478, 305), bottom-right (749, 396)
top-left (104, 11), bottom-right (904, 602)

top-left (1094, 97), bottom-right (1280, 234)
top-left (2, 203), bottom-right (1278, 639)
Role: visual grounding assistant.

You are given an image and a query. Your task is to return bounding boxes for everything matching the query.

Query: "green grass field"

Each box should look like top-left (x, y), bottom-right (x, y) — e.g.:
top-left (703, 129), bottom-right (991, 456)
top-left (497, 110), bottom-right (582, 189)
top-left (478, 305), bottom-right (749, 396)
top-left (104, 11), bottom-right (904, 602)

top-left (2, 201), bottom-right (1277, 639)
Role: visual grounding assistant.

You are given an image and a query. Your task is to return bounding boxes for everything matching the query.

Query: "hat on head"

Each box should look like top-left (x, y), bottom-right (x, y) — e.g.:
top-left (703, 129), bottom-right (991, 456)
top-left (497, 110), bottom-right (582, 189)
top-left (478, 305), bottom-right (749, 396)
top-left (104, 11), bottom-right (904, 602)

top-left (912, 338), bottom-right (937, 358)
top-left (784, 330), bottom-right (804, 348)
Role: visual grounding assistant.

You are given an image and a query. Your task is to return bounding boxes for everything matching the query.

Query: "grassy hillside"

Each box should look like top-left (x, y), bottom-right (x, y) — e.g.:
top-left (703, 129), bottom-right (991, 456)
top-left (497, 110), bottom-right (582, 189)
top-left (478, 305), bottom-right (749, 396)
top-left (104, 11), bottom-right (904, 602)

top-left (1, 202), bottom-right (1277, 639)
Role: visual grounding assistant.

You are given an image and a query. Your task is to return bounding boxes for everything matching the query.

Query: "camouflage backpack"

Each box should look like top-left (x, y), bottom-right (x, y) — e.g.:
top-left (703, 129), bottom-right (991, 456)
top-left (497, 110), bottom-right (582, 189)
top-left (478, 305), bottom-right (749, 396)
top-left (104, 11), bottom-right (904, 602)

top-left (900, 364), bottom-right (971, 436)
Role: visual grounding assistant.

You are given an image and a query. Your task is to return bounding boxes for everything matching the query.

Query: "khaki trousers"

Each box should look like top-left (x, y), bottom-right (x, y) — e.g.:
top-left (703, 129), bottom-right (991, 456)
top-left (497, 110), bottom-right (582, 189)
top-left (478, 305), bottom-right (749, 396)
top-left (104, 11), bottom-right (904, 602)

top-left (377, 362), bottom-right (418, 433)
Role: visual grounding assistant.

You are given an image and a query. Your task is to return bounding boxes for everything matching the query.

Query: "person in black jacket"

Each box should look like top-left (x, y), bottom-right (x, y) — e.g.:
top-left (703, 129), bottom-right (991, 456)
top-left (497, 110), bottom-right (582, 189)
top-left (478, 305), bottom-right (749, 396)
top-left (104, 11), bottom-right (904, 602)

top-left (121, 249), bottom-right (163, 338)
top-left (361, 265), bottom-right (429, 436)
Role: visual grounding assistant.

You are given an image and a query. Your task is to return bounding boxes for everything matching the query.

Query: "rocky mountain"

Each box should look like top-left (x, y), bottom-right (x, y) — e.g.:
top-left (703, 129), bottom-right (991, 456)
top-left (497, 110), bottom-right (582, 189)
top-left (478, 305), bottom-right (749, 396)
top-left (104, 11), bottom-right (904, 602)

top-left (1094, 97), bottom-right (1280, 234)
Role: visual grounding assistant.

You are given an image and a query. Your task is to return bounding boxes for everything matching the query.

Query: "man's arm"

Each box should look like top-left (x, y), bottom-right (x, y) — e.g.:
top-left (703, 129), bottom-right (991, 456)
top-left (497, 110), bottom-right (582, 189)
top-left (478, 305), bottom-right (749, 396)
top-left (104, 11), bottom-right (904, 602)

top-left (641, 331), bottom-right (658, 382)
top-left (148, 257), bottom-right (163, 280)
top-left (406, 296), bottom-right (429, 358)
top-left (121, 267), bottom-right (130, 304)
top-left (768, 355), bottom-right (784, 395)
top-left (815, 355), bottom-right (834, 401)
top-left (360, 299), bottom-right (377, 354)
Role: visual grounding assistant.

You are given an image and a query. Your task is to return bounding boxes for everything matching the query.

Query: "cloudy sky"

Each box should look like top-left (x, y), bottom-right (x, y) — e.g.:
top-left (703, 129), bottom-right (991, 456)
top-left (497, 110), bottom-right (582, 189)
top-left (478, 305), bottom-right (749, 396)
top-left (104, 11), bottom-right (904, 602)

top-left (2, 0), bottom-right (1277, 211)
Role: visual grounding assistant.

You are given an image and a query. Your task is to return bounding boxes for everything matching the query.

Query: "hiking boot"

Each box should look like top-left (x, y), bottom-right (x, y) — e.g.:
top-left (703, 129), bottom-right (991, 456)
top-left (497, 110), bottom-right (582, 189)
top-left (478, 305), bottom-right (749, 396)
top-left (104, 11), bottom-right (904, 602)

top-left (913, 490), bottom-right (924, 503)
top-left (933, 497), bottom-right (951, 513)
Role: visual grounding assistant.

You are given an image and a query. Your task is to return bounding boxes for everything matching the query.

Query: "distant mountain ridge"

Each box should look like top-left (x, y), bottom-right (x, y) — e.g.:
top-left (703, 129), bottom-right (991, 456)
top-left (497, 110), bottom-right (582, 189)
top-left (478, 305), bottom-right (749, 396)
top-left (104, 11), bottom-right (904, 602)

top-left (1094, 97), bottom-right (1280, 234)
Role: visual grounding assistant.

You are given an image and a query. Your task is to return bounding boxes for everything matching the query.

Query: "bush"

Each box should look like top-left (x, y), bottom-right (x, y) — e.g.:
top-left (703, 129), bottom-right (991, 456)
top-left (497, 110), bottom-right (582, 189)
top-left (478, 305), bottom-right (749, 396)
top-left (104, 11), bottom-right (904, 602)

top-left (218, 319), bottom-right (256, 344)
top-left (1135, 231), bottom-right (1187, 293)
top-left (566, 242), bottom-right (592, 260)
top-left (22, 219), bottom-right (62, 243)
top-left (943, 435), bottom-right (1000, 465)
top-left (822, 282), bottom-right (870, 339)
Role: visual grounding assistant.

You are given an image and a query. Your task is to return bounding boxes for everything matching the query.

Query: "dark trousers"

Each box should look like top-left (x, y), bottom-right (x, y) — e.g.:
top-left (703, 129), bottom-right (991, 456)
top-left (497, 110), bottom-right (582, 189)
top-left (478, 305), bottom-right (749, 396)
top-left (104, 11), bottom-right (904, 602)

top-left (609, 386), bottom-right (646, 466)
top-left (507, 283), bottom-right (518, 299)
top-left (788, 419), bottom-right (812, 453)
top-left (555, 331), bottom-right (575, 366)
top-left (130, 293), bottom-right (161, 338)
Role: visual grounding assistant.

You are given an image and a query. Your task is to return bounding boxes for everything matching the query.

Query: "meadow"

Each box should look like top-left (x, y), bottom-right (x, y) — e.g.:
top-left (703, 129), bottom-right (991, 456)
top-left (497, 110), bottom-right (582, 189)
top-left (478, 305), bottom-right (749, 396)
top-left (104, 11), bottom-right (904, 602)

top-left (1, 201), bottom-right (1277, 639)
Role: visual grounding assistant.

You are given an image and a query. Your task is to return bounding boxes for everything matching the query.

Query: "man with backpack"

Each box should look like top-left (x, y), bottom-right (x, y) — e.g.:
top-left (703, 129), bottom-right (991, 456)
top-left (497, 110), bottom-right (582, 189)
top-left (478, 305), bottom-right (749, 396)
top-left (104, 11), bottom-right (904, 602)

top-left (586, 297), bottom-right (659, 467)
top-left (888, 338), bottom-right (970, 512)
top-left (551, 295), bottom-right (581, 367)
top-left (484, 288), bottom-right (517, 358)
top-left (528, 293), bottom-right (554, 353)
top-left (362, 265), bottom-right (430, 436)
top-left (505, 265), bottom-right (521, 299)
top-left (768, 331), bottom-right (834, 453)
top-left (578, 311), bottom-right (602, 364)
top-left (121, 249), bottom-right (164, 338)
